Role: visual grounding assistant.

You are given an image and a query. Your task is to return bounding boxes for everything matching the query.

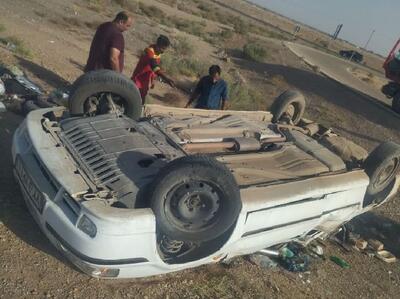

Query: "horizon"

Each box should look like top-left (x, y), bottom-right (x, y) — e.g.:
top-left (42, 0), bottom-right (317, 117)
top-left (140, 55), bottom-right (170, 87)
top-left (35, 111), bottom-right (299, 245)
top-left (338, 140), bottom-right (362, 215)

top-left (248, 0), bottom-right (400, 56)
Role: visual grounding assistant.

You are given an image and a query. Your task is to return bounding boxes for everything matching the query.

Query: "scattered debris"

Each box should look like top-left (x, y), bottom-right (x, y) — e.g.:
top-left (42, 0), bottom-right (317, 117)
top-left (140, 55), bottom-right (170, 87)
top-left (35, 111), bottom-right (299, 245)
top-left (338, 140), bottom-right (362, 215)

top-left (249, 253), bottom-right (278, 269)
top-left (330, 256), bottom-right (350, 269)
top-left (279, 243), bottom-right (311, 272)
top-left (375, 250), bottom-right (397, 263)
top-left (368, 239), bottom-right (384, 251)
top-left (308, 244), bottom-right (324, 257)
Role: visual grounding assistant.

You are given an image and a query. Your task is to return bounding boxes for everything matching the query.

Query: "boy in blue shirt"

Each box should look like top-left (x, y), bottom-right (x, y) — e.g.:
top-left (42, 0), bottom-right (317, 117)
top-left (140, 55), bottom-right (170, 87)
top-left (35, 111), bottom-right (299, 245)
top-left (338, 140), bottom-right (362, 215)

top-left (185, 65), bottom-right (229, 110)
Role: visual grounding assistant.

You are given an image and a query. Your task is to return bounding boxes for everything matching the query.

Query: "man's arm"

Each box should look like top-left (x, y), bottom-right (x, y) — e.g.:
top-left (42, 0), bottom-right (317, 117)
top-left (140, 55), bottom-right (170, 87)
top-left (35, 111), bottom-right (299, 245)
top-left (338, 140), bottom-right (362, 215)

top-left (185, 78), bottom-right (203, 108)
top-left (220, 82), bottom-right (229, 110)
top-left (110, 47), bottom-right (121, 72)
top-left (157, 71), bottom-right (176, 88)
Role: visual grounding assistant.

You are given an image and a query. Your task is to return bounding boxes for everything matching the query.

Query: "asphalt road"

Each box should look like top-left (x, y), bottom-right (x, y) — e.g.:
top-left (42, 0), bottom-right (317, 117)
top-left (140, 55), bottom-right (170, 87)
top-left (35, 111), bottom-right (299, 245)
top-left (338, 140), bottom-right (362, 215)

top-left (285, 42), bottom-right (392, 107)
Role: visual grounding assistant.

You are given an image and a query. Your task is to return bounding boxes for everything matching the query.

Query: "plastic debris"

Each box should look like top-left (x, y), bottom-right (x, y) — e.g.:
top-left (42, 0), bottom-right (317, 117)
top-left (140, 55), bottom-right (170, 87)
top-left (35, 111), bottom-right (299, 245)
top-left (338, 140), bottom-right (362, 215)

top-left (330, 256), bottom-right (350, 269)
top-left (368, 239), bottom-right (384, 251)
top-left (279, 243), bottom-right (310, 272)
top-left (375, 250), bottom-right (396, 263)
top-left (349, 236), bottom-right (368, 251)
top-left (280, 247), bottom-right (295, 259)
top-left (309, 244), bottom-right (324, 257)
top-left (249, 254), bottom-right (278, 269)
top-left (280, 254), bottom-right (310, 272)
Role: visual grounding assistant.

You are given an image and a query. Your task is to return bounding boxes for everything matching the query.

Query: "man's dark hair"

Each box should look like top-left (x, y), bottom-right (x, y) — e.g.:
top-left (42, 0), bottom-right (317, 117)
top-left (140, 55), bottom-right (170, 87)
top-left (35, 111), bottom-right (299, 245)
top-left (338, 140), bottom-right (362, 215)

top-left (209, 65), bottom-right (222, 76)
top-left (113, 11), bottom-right (130, 23)
top-left (156, 35), bottom-right (171, 48)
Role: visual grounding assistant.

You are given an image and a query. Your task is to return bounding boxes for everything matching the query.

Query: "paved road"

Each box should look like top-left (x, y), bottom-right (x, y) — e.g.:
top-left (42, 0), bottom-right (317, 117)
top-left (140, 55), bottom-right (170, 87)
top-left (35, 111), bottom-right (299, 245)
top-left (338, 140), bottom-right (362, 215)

top-left (285, 42), bottom-right (392, 106)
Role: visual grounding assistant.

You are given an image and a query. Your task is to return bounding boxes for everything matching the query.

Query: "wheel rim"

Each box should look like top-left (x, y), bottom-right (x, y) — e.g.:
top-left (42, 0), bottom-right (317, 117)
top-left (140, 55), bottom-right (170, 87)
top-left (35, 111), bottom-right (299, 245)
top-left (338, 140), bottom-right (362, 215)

top-left (286, 104), bottom-right (296, 119)
top-left (164, 180), bottom-right (222, 232)
top-left (373, 157), bottom-right (400, 190)
top-left (83, 92), bottom-right (126, 116)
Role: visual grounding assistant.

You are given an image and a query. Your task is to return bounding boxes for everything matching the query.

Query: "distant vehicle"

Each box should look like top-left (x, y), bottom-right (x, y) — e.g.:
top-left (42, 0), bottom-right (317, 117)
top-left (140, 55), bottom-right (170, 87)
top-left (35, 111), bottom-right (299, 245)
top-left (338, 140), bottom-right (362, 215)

top-left (382, 39), bottom-right (400, 113)
top-left (339, 50), bottom-right (363, 63)
top-left (12, 71), bottom-right (400, 279)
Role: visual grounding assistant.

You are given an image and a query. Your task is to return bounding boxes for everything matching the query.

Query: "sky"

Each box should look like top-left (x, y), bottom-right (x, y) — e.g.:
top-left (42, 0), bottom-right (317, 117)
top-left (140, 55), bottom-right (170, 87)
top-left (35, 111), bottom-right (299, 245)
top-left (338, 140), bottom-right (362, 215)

top-left (248, 0), bottom-right (400, 56)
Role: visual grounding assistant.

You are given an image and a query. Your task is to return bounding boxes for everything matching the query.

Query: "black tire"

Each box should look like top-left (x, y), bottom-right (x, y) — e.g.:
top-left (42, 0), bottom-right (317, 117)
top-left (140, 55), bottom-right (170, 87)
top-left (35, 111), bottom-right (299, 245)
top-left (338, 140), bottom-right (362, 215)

top-left (68, 70), bottom-right (142, 120)
top-left (271, 90), bottom-right (306, 125)
top-left (393, 93), bottom-right (400, 113)
top-left (149, 155), bottom-right (242, 242)
top-left (364, 142), bottom-right (400, 197)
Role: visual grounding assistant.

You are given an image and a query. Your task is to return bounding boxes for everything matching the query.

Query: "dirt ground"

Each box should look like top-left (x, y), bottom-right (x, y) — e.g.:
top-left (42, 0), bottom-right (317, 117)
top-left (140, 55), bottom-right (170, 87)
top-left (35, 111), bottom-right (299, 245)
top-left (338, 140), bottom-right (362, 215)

top-left (1, 1), bottom-right (400, 298)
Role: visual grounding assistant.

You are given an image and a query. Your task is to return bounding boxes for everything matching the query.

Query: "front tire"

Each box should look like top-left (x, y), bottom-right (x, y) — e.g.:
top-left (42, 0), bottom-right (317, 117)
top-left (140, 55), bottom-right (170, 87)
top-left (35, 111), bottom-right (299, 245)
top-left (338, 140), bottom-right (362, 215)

top-left (149, 155), bottom-right (242, 242)
top-left (68, 70), bottom-right (142, 120)
top-left (363, 142), bottom-right (400, 205)
top-left (271, 90), bottom-right (306, 125)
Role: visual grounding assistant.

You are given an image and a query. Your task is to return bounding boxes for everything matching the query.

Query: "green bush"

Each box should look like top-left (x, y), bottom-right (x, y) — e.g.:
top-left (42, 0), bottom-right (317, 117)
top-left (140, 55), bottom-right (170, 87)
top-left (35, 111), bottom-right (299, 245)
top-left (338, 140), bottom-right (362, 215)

top-left (243, 43), bottom-right (267, 62)
top-left (0, 24), bottom-right (5, 33)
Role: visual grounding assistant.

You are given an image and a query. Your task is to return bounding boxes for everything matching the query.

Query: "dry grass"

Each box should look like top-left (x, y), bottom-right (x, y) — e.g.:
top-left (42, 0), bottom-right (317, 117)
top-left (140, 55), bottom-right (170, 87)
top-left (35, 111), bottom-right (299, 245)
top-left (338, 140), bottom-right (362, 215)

top-left (0, 36), bottom-right (32, 58)
top-left (161, 36), bottom-right (207, 78)
top-left (243, 42), bottom-right (268, 62)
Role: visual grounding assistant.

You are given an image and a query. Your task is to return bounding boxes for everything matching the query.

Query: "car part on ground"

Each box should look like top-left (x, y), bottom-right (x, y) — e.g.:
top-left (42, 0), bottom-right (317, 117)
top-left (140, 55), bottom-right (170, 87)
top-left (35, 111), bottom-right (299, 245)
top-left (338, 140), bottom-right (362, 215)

top-left (364, 142), bottom-right (400, 198)
top-left (68, 70), bottom-right (142, 120)
top-left (149, 155), bottom-right (242, 242)
top-left (270, 90), bottom-right (306, 125)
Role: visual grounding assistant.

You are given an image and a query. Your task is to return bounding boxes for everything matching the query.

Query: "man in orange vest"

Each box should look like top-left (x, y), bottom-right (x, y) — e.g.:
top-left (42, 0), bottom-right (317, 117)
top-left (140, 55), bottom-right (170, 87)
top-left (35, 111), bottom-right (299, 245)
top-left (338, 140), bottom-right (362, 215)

top-left (131, 35), bottom-right (175, 103)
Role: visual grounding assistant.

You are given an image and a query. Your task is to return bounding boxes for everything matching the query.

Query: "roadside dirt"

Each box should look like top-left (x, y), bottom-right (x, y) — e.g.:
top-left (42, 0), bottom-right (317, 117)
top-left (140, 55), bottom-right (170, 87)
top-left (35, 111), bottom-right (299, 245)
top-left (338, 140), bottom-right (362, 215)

top-left (1, 1), bottom-right (400, 298)
top-left (348, 67), bottom-right (389, 92)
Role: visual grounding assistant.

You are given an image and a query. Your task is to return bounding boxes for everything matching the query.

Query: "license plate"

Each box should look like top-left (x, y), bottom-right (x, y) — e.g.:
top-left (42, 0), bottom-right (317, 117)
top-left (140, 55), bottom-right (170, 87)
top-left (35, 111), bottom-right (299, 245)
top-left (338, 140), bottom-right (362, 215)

top-left (15, 156), bottom-right (45, 213)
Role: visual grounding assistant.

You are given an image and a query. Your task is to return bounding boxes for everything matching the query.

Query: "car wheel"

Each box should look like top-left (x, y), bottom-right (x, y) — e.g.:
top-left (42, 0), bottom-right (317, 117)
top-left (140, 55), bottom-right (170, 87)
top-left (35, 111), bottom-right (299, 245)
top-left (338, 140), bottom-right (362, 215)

top-left (68, 70), bottom-right (142, 120)
top-left (364, 142), bottom-right (400, 202)
top-left (149, 155), bottom-right (242, 242)
top-left (271, 90), bottom-right (306, 125)
top-left (393, 93), bottom-right (400, 113)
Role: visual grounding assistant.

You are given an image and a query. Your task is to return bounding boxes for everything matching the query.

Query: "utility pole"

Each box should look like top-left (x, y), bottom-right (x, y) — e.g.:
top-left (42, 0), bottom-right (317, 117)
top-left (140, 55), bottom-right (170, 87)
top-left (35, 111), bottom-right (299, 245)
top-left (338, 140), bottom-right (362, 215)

top-left (363, 29), bottom-right (376, 51)
top-left (349, 29), bottom-right (375, 62)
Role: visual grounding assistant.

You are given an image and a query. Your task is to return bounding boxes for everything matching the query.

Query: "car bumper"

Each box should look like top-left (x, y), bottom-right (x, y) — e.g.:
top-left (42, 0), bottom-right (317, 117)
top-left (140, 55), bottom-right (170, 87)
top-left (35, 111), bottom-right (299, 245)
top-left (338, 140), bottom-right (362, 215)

top-left (12, 109), bottom-right (221, 278)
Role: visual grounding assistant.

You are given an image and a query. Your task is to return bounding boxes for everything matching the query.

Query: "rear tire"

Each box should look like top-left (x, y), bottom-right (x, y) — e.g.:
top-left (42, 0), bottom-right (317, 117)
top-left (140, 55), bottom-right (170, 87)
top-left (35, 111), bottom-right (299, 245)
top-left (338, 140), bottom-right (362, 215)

top-left (271, 90), bottom-right (306, 125)
top-left (68, 70), bottom-right (142, 120)
top-left (364, 142), bottom-right (400, 205)
top-left (149, 155), bottom-right (242, 242)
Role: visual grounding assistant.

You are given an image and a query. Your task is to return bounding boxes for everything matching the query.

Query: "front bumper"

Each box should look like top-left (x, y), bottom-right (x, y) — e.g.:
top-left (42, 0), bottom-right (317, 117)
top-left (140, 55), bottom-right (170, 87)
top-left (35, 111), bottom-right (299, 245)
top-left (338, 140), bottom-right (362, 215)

top-left (11, 109), bottom-right (210, 278)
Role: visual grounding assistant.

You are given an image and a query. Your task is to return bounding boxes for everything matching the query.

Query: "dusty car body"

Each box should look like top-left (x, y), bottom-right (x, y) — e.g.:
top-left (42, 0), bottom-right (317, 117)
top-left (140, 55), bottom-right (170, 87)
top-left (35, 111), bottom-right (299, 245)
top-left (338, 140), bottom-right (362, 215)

top-left (12, 101), bottom-right (400, 279)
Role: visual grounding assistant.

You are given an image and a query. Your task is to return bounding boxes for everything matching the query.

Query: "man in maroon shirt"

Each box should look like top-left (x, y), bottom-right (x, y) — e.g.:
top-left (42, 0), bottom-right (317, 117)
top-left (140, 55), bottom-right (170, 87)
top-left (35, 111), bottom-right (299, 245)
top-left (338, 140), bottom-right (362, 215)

top-left (84, 11), bottom-right (133, 73)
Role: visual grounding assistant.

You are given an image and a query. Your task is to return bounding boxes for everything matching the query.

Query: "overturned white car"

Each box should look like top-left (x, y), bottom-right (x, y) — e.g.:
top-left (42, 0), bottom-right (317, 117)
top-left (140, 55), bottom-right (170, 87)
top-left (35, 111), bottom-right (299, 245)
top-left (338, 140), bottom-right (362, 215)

top-left (12, 71), bottom-right (400, 278)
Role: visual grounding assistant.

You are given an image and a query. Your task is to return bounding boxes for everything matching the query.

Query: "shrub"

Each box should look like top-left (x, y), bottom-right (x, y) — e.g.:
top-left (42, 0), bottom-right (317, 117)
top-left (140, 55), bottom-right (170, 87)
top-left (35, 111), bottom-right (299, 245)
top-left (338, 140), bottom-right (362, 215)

top-left (226, 77), bottom-right (265, 111)
top-left (161, 36), bottom-right (207, 78)
top-left (0, 24), bottom-right (5, 33)
top-left (159, 0), bottom-right (177, 7)
top-left (173, 36), bottom-right (194, 56)
top-left (139, 3), bottom-right (166, 20)
top-left (0, 36), bottom-right (32, 58)
top-left (243, 43), bottom-right (267, 62)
